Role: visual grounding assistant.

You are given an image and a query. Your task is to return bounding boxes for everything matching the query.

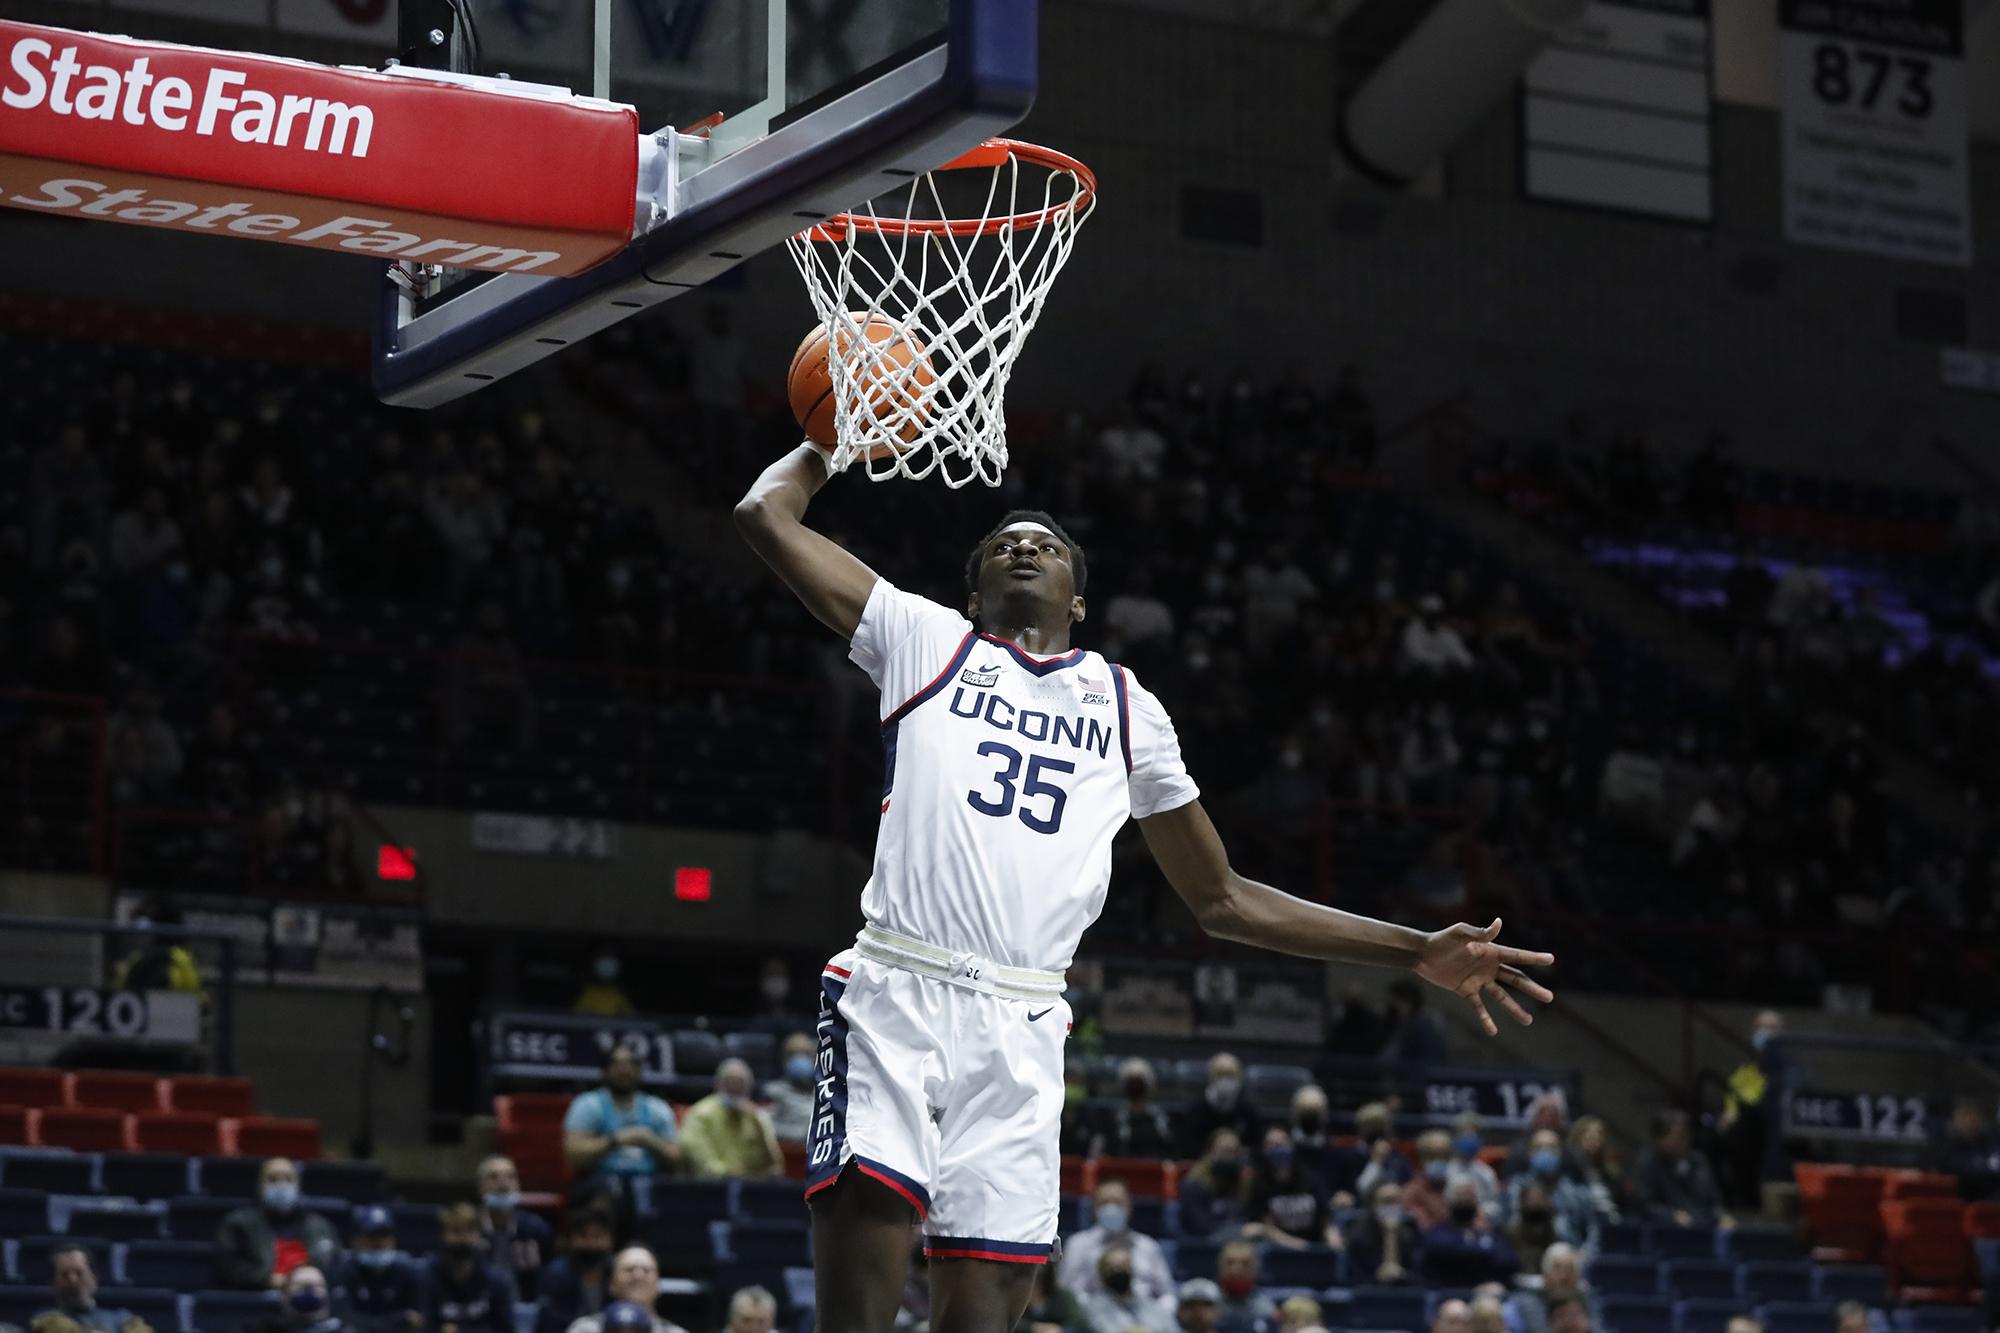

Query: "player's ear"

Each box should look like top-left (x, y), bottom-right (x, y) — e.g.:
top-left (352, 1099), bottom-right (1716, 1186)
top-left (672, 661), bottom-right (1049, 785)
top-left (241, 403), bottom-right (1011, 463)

top-left (966, 591), bottom-right (981, 623)
top-left (1070, 595), bottom-right (1086, 625)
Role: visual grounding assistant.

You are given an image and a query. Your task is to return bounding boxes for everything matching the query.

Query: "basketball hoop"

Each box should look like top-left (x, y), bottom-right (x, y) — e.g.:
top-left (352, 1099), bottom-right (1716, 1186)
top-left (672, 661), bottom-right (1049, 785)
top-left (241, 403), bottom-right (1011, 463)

top-left (786, 139), bottom-right (1097, 487)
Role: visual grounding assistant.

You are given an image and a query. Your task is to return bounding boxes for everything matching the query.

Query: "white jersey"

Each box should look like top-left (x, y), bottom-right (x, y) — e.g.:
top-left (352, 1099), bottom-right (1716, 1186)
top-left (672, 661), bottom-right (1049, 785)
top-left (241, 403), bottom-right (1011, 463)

top-left (849, 579), bottom-right (1199, 973)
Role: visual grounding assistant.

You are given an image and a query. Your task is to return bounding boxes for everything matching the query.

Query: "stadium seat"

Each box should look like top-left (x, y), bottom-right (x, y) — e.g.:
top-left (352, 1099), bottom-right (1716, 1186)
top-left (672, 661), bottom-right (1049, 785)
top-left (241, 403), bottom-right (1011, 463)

top-left (199, 1155), bottom-right (266, 1198)
top-left (1600, 1288), bottom-right (1680, 1328)
top-left (736, 1178), bottom-right (806, 1223)
top-left (1797, 1164), bottom-right (1887, 1262)
top-left (0, 1188), bottom-right (49, 1238)
top-left (727, 1219), bottom-right (813, 1269)
top-left (0, 1287), bottom-right (45, 1328)
top-left (1243, 1063), bottom-right (1313, 1110)
top-left (1173, 1238), bottom-right (1221, 1281)
top-left (1758, 1301), bottom-right (1837, 1333)
top-left (1129, 1196), bottom-right (1170, 1237)
top-left (724, 1031), bottom-right (777, 1075)
top-left (226, 1115), bottom-right (322, 1160)
top-left (3, 1151), bottom-right (97, 1194)
top-left (300, 1159), bottom-right (385, 1203)
top-left (69, 1072), bottom-right (164, 1114)
top-left (0, 1105), bottom-right (32, 1146)
top-left (1651, 1225), bottom-right (1721, 1260)
top-left (66, 1203), bottom-right (166, 1240)
top-left (132, 1111), bottom-right (224, 1156)
top-left (1346, 1286), bottom-right (1426, 1332)
top-left (1881, 1197), bottom-right (1971, 1296)
top-left (1723, 1225), bottom-right (1805, 1263)
top-left (1589, 1255), bottom-right (1664, 1296)
top-left (1664, 1259), bottom-right (1737, 1299)
top-left (1964, 1202), bottom-right (2000, 1240)
top-left (496, 1123), bottom-right (569, 1192)
top-left (494, 1092), bottom-right (571, 1132)
top-left (125, 1239), bottom-right (219, 1290)
top-left (96, 1288), bottom-right (180, 1331)
top-left (673, 1030), bottom-right (724, 1076)
top-left (37, 1107), bottom-right (129, 1152)
top-left (101, 1150), bottom-right (195, 1199)
top-left (1261, 1245), bottom-right (1340, 1288)
top-left (1601, 1220), bottom-right (1650, 1255)
top-left (17, 1235), bottom-right (112, 1285)
top-left (1092, 1156), bottom-right (1176, 1199)
top-left (164, 1076), bottom-right (255, 1118)
top-left (0, 1068), bottom-right (69, 1109)
top-left (1881, 1171), bottom-right (1957, 1201)
top-left (1890, 1310), bottom-right (1983, 1333)
top-left (782, 1266), bottom-right (815, 1314)
top-left (780, 1139), bottom-right (807, 1180)
top-left (1812, 1264), bottom-right (1888, 1305)
top-left (192, 1288), bottom-right (282, 1332)
top-left (391, 1202), bottom-right (444, 1255)
top-left (168, 1194), bottom-right (247, 1243)
top-left (1737, 1261), bottom-right (1814, 1303)
top-left (1676, 1298), bottom-right (1742, 1333)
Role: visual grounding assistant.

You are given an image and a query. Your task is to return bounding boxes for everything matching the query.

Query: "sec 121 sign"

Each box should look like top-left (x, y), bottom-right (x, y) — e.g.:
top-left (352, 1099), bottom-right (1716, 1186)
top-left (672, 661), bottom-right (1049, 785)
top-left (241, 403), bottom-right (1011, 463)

top-left (1778, 0), bottom-right (1971, 266)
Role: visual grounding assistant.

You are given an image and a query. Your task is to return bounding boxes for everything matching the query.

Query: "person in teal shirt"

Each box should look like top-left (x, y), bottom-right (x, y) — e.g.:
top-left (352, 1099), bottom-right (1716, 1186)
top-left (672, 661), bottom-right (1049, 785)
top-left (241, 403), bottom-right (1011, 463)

top-left (564, 1043), bottom-right (682, 1192)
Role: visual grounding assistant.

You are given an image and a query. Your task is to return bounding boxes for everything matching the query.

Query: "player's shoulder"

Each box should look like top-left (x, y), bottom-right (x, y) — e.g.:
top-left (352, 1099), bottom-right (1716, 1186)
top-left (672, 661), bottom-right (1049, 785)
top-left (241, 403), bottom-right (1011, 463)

top-left (865, 579), bottom-right (973, 634)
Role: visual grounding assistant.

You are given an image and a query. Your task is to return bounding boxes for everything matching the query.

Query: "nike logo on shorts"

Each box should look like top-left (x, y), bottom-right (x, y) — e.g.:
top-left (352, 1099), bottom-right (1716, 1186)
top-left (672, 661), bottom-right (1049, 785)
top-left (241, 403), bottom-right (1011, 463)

top-left (1027, 1007), bottom-right (1053, 1022)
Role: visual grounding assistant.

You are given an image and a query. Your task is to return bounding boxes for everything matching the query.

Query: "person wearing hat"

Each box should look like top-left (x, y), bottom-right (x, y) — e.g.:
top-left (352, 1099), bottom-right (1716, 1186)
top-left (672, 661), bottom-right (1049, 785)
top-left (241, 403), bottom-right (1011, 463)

top-left (330, 1205), bottom-right (421, 1333)
top-left (1175, 1279), bottom-right (1222, 1333)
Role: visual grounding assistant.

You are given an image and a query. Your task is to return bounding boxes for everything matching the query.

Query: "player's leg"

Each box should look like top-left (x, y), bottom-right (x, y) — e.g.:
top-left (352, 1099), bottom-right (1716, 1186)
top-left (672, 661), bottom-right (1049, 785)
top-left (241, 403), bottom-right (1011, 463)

top-left (928, 1257), bottom-right (1038, 1333)
top-left (810, 1169), bottom-right (920, 1333)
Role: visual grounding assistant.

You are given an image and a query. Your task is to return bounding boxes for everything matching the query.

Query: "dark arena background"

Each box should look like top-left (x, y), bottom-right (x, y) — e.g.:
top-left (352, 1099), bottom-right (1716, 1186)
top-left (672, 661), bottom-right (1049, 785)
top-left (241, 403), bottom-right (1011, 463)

top-left (0, 2), bottom-right (1998, 1333)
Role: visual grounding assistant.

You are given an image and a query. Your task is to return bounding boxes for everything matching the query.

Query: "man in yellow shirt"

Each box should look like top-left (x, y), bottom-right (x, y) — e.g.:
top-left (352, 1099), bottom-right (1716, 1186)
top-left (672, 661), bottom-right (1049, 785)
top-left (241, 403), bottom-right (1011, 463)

top-left (679, 1059), bottom-right (782, 1179)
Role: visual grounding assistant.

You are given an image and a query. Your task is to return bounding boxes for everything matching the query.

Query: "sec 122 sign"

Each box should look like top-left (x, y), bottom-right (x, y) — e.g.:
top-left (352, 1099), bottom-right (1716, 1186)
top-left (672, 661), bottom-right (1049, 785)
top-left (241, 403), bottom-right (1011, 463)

top-left (1783, 1087), bottom-right (1929, 1142)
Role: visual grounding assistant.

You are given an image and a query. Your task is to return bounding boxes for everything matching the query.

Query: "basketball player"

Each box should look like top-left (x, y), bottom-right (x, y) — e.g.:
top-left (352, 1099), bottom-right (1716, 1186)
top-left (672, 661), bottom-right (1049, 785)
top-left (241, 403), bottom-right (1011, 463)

top-left (734, 443), bottom-right (1555, 1333)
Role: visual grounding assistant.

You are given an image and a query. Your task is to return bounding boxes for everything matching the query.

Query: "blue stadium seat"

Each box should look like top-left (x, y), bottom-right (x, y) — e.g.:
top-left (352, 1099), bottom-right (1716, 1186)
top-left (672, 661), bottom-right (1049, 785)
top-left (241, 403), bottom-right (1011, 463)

top-left (782, 1266), bottom-right (815, 1314)
top-left (1758, 1301), bottom-right (1837, 1333)
top-left (1890, 1310), bottom-right (1982, 1333)
top-left (1243, 1064), bottom-right (1313, 1110)
top-left (735, 1179), bottom-right (807, 1224)
top-left (1812, 1265), bottom-right (1888, 1305)
top-left (16, 1235), bottom-right (113, 1285)
top-left (100, 1152), bottom-right (193, 1201)
top-left (197, 1157), bottom-right (265, 1200)
top-left (301, 1159), bottom-right (386, 1204)
top-left (1059, 1193), bottom-right (1087, 1234)
top-left (66, 1203), bottom-right (166, 1241)
top-left (1173, 1239), bottom-right (1221, 1281)
top-left (655, 1179), bottom-right (735, 1222)
top-left (0, 1188), bottom-right (49, 1238)
top-left (1346, 1285), bottom-right (1426, 1331)
top-left (1129, 1197), bottom-right (1170, 1238)
top-left (1261, 1245), bottom-right (1340, 1288)
top-left (1600, 1296), bottom-right (1675, 1333)
top-left (1676, 1299), bottom-right (1743, 1333)
top-left (1601, 1221), bottom-right (1650, 1255)
top-left (1738, 1261), bottom-right (1814, 1303)
top-left (674, 1030), bottom-right (724, 1076)
top-left (125, 1240), bottom-right (217, 1291)
top-left (1975, 1238), bottom-right (2000, 1281)
top-left (192, 1288), bottom-right (282, 1333)
top-left (1664, 1260), bottom-right (1737, 1300)
top-left (726, 1220), bottom-right (813, 1269)
top-left (167, 1194), bottom-right (246, 1243)
top-left (391, 1202), bottom-right (444, 1255)
top-left (4, 1152), bottom-right (97, 1194)
top-left (97, 1286), bottom-right (180, 1331)
top-left (723, 1031), bottom-right (777, 1077)
top-left (1652, 1226), bottom-right (1720, 1260)
top-left (0, 1287), bottom-right (47, 1329)
top-left (1723, 1226), bottom-right (1804, 1263)
top-left (1589, 1255), bottom-right (1663, 1296)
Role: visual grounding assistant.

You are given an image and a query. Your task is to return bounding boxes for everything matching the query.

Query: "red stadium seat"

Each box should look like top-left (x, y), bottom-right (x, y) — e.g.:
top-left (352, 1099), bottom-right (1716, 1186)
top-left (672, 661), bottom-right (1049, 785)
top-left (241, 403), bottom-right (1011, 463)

top-left (0, 1068), bottom-right (70, 1109)
top-left (497, 1125), bottom-right (569, 1192)
top-left (226, 1116), bottom-right (322, 1160)
top-left (1059, 1154), bottom-right (1089, 1195)
top-left (494, 1093), bottom-right (571, 1133)
top-left (70, 1071), bottom-right (165, 1114)
top-left (164, 1076), bottom-right (256, 1118)
top-left (1882, 1171), bottom-right (1958, 1201)
top-left (37, 1106), bottom-right (130, 1152)
top-left (131, 1110), bottom-right (225, 1156)
top-left (0, 1104), bottom-right (34, 1146)
top-left (1882, 1197), bottom-right (1972, 1299)
top-left (1797, 1163), bottom-right (1887, 1262)
top-left (1964, 1202), bottom-right (2000, 1239)
top-left (1089, 1156), bottom-right (1179, 1200)
top-left (781, 1140), bottom-right (808, 1180)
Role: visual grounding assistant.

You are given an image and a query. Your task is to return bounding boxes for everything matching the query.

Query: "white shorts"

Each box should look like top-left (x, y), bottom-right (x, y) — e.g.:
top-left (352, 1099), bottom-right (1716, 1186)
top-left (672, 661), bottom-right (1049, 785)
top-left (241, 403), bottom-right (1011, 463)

top-left (803, 946), bottom-right (1072, 1263)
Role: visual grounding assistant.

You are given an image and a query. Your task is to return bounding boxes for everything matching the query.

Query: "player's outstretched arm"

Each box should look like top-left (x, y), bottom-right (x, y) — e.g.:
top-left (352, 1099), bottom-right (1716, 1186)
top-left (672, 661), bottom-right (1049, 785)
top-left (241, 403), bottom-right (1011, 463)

top-left (1138, 800), bottom-right (1555, 1036)
top-left (733, 442), bottom-right (882, 639)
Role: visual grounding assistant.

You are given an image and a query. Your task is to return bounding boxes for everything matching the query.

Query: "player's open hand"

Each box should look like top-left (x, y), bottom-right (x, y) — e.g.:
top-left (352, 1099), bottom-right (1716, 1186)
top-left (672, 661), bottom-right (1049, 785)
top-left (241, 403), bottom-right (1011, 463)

top-left (1415, 918), bottom-right (1554, 1036)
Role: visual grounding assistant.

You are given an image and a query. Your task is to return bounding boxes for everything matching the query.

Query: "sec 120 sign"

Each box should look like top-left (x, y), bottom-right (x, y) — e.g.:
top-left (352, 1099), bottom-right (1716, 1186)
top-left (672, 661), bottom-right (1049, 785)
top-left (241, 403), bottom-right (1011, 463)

top-left (0, 986), bottom-right (201, 1043)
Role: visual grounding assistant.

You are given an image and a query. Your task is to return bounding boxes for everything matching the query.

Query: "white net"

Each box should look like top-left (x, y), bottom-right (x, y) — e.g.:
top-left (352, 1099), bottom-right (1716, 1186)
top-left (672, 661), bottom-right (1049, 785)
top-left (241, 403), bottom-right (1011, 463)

top-left (785, 140), bottom-right (1096, 488)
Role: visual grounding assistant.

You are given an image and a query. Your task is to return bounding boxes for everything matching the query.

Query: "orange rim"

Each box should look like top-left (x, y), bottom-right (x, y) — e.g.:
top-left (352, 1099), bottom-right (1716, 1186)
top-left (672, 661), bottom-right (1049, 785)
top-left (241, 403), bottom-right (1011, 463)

top-left (801, 138), bottom-right (1097, 242)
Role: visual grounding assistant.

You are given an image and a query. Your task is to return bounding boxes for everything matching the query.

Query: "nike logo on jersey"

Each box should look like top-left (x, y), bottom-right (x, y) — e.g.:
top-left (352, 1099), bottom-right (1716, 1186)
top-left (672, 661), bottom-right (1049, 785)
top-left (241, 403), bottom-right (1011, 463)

top-left (1027, 1007), bottom-right (1054, 1022)
top-left (961, 665), bottom-right (1001, 688)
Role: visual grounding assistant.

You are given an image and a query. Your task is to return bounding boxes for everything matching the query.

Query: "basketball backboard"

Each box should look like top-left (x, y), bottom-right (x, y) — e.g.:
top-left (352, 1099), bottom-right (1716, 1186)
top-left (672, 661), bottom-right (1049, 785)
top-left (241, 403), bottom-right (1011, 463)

top-left (372, 0), bottom-right (1035, 408)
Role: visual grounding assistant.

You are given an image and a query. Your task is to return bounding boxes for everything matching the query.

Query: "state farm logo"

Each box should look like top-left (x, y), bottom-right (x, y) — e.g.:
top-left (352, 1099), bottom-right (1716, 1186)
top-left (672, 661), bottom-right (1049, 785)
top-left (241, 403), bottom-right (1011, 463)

top-left (3, 35), bottom-right (375, 159)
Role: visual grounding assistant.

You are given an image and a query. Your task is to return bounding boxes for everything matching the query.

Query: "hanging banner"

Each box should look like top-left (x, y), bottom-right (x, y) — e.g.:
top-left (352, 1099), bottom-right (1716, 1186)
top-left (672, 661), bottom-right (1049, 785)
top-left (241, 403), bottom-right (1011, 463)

top-left (1778, 0), bottom-right (1971, 266)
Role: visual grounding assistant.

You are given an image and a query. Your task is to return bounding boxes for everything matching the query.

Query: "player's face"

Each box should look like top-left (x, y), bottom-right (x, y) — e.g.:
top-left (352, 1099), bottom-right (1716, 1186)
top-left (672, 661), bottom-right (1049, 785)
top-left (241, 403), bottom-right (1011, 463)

top-left (969, 525), bottom-right (1082, 628)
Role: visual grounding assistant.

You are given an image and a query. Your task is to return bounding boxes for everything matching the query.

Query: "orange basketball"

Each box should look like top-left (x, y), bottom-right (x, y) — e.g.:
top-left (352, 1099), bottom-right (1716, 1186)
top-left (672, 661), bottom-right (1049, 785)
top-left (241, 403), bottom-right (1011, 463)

top-left (788, 314), bottom-right (936, 456)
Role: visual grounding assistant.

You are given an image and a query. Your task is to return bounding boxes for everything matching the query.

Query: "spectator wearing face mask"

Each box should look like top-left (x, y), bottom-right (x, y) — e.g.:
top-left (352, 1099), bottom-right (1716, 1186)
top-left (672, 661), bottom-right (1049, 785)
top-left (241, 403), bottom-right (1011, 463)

top-left (533, 1211), bottom-right (616, 1333)
top-left (250, 1265), bottom-right (344, 1333)
top-left (1075, 1246), bottom-right (1174, 1333)
top-left (1420, 1180), bottom-right (1518, 1288)
top-left (1213, 1241), bottom-right (1275, 1333)
top-left (572, 953), bottom-right (636, 1018)
top-left (1180, 1052), bottom-right (1261, 1157)
top-left (217, 1158), bottom-right (342, 1289)
top-left (420, 1204), bottom-right (512, 1332)
top-left (761, 1032), bottom-right (818, 1145)
top-left (1103, 1058), bottom-right (1176, 1158)
top-left (1058, 1181), bottom-right (1174, 1303)
top-left (1717, 1010), bottom-right (1802, 1206)
top-left (330, 1206), bottom-right (421, 1333)
top-left (1342, 1181), bottom-right (1422, 1285)
top-left (1179, 1129), bottom-right (1255, 1238)
top-left (1248, 1126), bottom-right (1340, 1250)
top-left (680, 1059), bottom-right (783, 1179)
top-left (1352, 1102), bottom-right (1412, 1199)
top-left (1400, 1130), bottom-right (1453, 1230)
top-left (1504, 1131), bottom-right (1601, 1255)
top-left (1446, 1114), bottom-right (1503, 1220)
top-left (476, 1156), bottom-right (550, 1300)
top-left (1288, 1084), bottom-right (1361, 1203)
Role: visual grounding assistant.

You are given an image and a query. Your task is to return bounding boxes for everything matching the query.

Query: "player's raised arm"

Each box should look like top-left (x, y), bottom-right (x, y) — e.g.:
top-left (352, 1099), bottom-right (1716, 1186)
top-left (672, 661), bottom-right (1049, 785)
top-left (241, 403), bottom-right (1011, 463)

top-left (733, 443), bottom-right (881, 640)
top-left (1138, 799), bottom-right (1555, 1036)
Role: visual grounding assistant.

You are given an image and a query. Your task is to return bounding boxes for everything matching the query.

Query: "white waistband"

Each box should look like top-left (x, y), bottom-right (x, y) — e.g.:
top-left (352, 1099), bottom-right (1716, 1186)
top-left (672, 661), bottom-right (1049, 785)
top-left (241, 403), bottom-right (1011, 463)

top-left (855, 924), bottom-right (1066, 1003)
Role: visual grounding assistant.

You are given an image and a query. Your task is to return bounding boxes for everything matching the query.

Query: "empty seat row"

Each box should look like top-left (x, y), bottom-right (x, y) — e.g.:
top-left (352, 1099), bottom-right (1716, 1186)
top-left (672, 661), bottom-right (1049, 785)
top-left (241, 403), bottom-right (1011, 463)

top-left (0, 1069), bottom-right (254, 1116)
top-left (0, 1150), bottom-right (381, 1202)
top-left (1587, 1256), bottom-right (1885, 1305)
top-left (0, 1107), bottom-right (323, 1158)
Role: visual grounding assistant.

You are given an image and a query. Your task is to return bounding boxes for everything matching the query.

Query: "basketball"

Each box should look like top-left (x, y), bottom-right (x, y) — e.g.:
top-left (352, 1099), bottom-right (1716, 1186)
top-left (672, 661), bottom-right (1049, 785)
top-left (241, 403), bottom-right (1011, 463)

top-left (787, 314), bottom-right (937, 454)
